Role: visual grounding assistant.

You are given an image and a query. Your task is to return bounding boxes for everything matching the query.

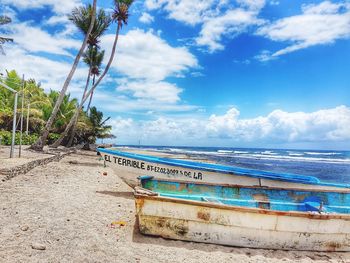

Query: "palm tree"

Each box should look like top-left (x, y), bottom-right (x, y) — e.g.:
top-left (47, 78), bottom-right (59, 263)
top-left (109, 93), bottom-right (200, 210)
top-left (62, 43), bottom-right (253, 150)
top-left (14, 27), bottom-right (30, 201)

top-left (30, 0), bottom-right (97, 151)
top-left (0, 16), bottom-right (13, 55)
top-left (51, 0), bottom-right (134, 148)
top-left (62, 5), bottom-right (110, 148)
top-left (86, 47), bottom-right (104, 112)
top-left (69, 4), bottom-right (111, 48)
top-left (66, 46), bottom-right (104, 147)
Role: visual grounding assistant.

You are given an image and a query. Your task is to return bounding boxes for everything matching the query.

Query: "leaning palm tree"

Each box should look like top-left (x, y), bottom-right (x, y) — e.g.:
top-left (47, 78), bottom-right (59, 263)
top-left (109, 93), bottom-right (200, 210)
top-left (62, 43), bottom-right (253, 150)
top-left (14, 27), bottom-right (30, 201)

top-left (0, 16), bottom-right (13, 55)
top-left (66, 46), bottom-right (104, 147)
top-left (51, 0), bottom-right (134, 148)
top-left (30, 0), bottom-right (97, 151)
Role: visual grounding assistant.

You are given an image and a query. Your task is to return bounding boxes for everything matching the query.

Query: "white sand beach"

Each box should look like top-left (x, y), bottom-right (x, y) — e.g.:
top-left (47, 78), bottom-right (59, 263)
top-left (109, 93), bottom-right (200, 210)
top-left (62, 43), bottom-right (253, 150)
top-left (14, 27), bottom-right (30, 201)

top-left (0, 149), bottom-right (349, 263)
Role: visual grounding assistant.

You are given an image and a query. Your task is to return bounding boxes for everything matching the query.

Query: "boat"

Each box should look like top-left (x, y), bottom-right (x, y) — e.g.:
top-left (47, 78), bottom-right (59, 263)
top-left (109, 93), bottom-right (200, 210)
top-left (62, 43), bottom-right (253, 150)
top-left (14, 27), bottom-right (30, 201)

top-left (97, 148), bottom-right (350, 191)
top-left (134, 176), bottom-right (350, 251)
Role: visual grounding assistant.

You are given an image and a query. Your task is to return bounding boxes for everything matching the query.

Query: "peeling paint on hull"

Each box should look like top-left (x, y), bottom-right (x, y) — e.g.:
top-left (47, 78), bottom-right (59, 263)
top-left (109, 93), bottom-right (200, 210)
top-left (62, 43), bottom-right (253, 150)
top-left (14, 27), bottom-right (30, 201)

top-left (135, 196), bottom-right (350, 251)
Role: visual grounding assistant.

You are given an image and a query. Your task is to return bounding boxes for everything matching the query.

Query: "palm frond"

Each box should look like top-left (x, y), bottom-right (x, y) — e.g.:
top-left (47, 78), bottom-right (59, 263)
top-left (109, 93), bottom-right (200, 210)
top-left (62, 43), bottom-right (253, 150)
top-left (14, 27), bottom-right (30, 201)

top-left (112, 0), bottom-right (134, 25)
top-left (0, 16), bottom-right (11, 26)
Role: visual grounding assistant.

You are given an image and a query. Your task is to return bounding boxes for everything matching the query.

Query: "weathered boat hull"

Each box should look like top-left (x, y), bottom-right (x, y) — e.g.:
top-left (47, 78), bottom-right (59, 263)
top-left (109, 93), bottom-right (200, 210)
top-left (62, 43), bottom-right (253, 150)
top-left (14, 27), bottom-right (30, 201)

top-left (135, 195), bottom-right (350, 251)
top-left (98, 148), bottom-right (350, 191)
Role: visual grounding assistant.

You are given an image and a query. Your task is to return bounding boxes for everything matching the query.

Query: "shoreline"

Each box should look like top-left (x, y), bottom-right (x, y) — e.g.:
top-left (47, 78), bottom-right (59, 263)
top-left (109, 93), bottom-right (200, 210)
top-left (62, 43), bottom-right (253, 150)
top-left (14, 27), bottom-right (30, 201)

top-left (0, 148), bottom-right (349, 262)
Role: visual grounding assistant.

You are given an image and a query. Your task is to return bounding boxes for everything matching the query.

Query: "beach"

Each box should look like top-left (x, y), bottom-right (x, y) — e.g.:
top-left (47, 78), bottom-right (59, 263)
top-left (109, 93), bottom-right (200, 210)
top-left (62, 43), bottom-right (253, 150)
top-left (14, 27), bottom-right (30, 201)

top-left (0, 148), bottom-right (349, 263)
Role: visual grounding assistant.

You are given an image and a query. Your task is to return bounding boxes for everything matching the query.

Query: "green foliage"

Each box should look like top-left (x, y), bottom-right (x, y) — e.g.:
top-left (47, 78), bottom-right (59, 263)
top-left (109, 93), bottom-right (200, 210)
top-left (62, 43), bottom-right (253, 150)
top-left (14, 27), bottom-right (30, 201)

top-left (0, 130), bottom-right (38, 145)
top-left (112, 0), bottom-right (134, 25)
top-left (68, 5), bottom-right (111, 47)
top-left (0, 70), bottom-right (114, 147)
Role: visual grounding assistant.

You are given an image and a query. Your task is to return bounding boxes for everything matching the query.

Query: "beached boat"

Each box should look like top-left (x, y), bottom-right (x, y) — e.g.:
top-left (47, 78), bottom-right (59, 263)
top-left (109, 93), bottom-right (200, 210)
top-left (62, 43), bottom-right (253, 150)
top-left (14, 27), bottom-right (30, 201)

top-left (134, 176), bottom-right (350, 251)
top-left (97, 148), bottom-right (350, 191)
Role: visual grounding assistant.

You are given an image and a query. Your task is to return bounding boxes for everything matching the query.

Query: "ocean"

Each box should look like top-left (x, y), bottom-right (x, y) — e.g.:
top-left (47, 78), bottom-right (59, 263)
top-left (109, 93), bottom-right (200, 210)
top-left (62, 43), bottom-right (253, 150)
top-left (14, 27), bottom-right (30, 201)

top-left (117, 146), bottom-right (350, 184)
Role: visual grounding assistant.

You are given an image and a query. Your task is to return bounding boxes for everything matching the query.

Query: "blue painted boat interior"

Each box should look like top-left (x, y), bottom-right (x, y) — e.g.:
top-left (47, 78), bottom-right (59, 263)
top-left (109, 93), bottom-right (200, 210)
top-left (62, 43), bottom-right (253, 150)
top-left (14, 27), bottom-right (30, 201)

top-left (98, 148), bottom-right (350, 188)
top-left (139, 176), bottom-right (350, 214)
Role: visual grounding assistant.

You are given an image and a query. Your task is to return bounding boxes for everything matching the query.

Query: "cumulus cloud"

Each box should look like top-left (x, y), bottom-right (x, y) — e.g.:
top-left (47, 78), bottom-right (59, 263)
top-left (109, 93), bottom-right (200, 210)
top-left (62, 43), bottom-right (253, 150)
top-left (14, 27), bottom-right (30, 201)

top-left (0, 0), bottom-right (82, 14)
top-left (101, 29), bottom-right (197, 81)
top-left (256, 1), bottom-right (350, 59)
top-left (109, 106), bottom-right (350, 145)
top-left (196, 8), bottom-right (264, 52)
top-left (7, 22), bottom-right (81, 56)
top-left (139, 12), bottom-right (154, 24)
top-left (98, 29), bottom-right (198, 109)
top-left (117, 79), bottom-right (182, 103)
top-left (145, 0), bottom-right (266, 52)
top-left (145, 0), bottom-right (217, 26)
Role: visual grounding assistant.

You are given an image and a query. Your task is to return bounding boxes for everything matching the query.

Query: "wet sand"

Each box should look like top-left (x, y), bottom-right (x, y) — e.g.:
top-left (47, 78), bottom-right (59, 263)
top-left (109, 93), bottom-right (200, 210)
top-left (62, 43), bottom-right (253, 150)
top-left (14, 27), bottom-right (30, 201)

top-left (0, 149), bottom-right (349, 262)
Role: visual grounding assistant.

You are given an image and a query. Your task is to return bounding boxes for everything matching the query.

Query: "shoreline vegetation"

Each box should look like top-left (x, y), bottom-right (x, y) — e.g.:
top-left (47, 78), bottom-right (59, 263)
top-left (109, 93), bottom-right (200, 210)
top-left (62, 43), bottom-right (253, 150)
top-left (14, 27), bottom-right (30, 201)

top-left (1, 0), bottom-right (134, 151)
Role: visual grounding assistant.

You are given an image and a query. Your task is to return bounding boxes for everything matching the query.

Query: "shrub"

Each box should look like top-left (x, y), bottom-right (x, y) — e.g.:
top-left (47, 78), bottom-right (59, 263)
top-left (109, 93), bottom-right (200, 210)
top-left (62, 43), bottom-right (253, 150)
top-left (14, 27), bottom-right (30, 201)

top-left (0, 130), bottom-right (38, 145)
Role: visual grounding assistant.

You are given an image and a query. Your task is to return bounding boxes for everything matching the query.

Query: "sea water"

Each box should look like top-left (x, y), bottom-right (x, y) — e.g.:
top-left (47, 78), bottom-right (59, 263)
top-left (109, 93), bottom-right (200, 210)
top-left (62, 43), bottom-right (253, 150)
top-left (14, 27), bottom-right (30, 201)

top-left (117, 146), bottom-right (350, 184)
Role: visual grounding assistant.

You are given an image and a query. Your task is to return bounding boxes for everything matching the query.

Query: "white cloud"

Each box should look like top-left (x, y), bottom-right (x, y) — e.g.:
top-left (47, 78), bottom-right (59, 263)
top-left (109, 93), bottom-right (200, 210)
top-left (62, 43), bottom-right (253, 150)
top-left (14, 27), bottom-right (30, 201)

top-left (196, 8), bottom-right (264, 52)
top-left (145, 0), bottom-right (266, 52)
top-left (139, 12), bottom-right (154, 24)
top-left (101, 29), bottom-right (198, 82)
top-left (0, 45), bottom-right (88, 93)
top-left (256, 1), bottom-right (350, 59)
top-left (145, 0), bottom-right (217, 26)
top-left (108, 105), bottom-right (350, 146)
top-left (0, 0), bottom-right (82, 14)
top-left (117, 79), bottom-right (182, 103)
top-left (7, 22), bottom-right (81, 56)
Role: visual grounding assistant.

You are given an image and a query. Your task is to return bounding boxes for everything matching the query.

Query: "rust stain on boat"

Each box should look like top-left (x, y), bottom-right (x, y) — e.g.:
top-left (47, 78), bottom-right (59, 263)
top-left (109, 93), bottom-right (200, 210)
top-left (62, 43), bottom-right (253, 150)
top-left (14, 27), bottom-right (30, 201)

top-left (326, 241), bottom-right (343, 252)
top-left (197, 208), bottom-right (211, 221)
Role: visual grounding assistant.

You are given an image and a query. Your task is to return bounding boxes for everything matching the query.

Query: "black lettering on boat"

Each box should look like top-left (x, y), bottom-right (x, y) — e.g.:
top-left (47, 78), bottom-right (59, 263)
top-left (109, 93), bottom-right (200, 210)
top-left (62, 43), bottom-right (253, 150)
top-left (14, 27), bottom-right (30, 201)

top-left (122, 159), bottom-right (127, 166)
top-left (104, 155), bottom-right (111, 162)
top-left (118, 158), bottom-right (122, 165)
top-left (141, 162), bottom-right (145, 170)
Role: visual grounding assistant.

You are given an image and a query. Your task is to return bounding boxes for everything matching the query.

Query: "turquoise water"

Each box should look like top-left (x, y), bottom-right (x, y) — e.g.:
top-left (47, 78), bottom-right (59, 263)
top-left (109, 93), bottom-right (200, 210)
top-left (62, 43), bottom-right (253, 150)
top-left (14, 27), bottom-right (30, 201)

top-left (119, 146), bottom-right (350, 184)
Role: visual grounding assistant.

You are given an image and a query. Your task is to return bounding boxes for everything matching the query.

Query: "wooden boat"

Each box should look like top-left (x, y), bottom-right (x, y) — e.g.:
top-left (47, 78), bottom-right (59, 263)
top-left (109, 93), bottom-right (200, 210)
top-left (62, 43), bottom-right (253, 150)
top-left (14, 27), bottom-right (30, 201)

top-left (97, 148), bottom-right (350, 191)
top-left (134, 176), bottom-right (350, 251)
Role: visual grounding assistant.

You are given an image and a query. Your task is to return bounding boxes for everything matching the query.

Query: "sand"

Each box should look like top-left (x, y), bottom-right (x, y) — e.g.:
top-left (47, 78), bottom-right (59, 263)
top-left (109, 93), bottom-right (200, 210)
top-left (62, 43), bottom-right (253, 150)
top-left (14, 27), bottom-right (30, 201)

top-left (0, 149), bottom-right (349, 263)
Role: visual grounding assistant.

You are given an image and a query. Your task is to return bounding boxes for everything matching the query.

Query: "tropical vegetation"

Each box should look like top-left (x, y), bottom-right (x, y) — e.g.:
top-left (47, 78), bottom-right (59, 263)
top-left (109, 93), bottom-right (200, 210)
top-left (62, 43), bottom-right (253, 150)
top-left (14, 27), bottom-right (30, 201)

top-left (0, 0), bottom-right (134, 150)
top-left (0, 70), bottom-right (114, 147)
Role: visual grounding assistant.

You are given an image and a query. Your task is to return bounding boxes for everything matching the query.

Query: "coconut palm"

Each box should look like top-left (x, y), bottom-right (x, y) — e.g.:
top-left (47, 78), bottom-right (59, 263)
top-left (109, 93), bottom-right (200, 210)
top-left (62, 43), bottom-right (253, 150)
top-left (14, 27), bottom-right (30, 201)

top-left (51, 0), bottom-right (134, 148)
top-left (0, 16), bottom-right (13, 55)
top-left (61, 5), bottom-right (110, 148)
top-left (69, 4), bottom-right (111, 48)
top-left (30, 0), bottom-right (97, 151)
top-left (86, 47), bottom-right (104, 112)
top-left (66, 46), bottom-right (104, 147)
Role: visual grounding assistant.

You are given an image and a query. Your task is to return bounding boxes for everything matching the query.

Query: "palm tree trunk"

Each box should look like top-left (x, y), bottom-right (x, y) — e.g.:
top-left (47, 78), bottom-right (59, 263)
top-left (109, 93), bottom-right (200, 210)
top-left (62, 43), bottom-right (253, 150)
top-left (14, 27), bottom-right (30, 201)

top-left (86, 74), bottom-right (95, 112)
top-left (30, 0), bottom-right (97, 151)
top-left (51, 23), bottom-right (121, 148)
top-left (66, 68), bottom-right (91, 147)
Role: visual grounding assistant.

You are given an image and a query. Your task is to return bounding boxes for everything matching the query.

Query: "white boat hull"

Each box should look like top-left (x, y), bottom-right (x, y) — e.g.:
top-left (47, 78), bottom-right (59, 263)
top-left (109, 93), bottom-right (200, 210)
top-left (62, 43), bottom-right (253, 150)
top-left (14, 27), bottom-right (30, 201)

top-left (99, 150), bottom-right (349, 191)
top-left (135, 195), bottom-right (350, 251)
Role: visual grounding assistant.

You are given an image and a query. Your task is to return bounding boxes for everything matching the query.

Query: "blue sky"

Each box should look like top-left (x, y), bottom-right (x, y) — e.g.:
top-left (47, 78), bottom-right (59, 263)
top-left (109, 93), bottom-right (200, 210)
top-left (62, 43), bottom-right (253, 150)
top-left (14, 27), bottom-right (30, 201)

top-left (0, 0), bottom-right (349, 149)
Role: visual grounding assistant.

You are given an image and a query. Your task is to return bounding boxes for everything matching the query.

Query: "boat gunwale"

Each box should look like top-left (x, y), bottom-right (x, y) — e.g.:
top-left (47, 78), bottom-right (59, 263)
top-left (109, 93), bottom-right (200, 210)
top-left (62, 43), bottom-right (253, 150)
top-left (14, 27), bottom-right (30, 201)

top-left (140, 176), bottom-right (350, 194)
top-left (98, 147), bottom-right (350, 189)
top-left (135, 191), bottom-right (350, 220)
